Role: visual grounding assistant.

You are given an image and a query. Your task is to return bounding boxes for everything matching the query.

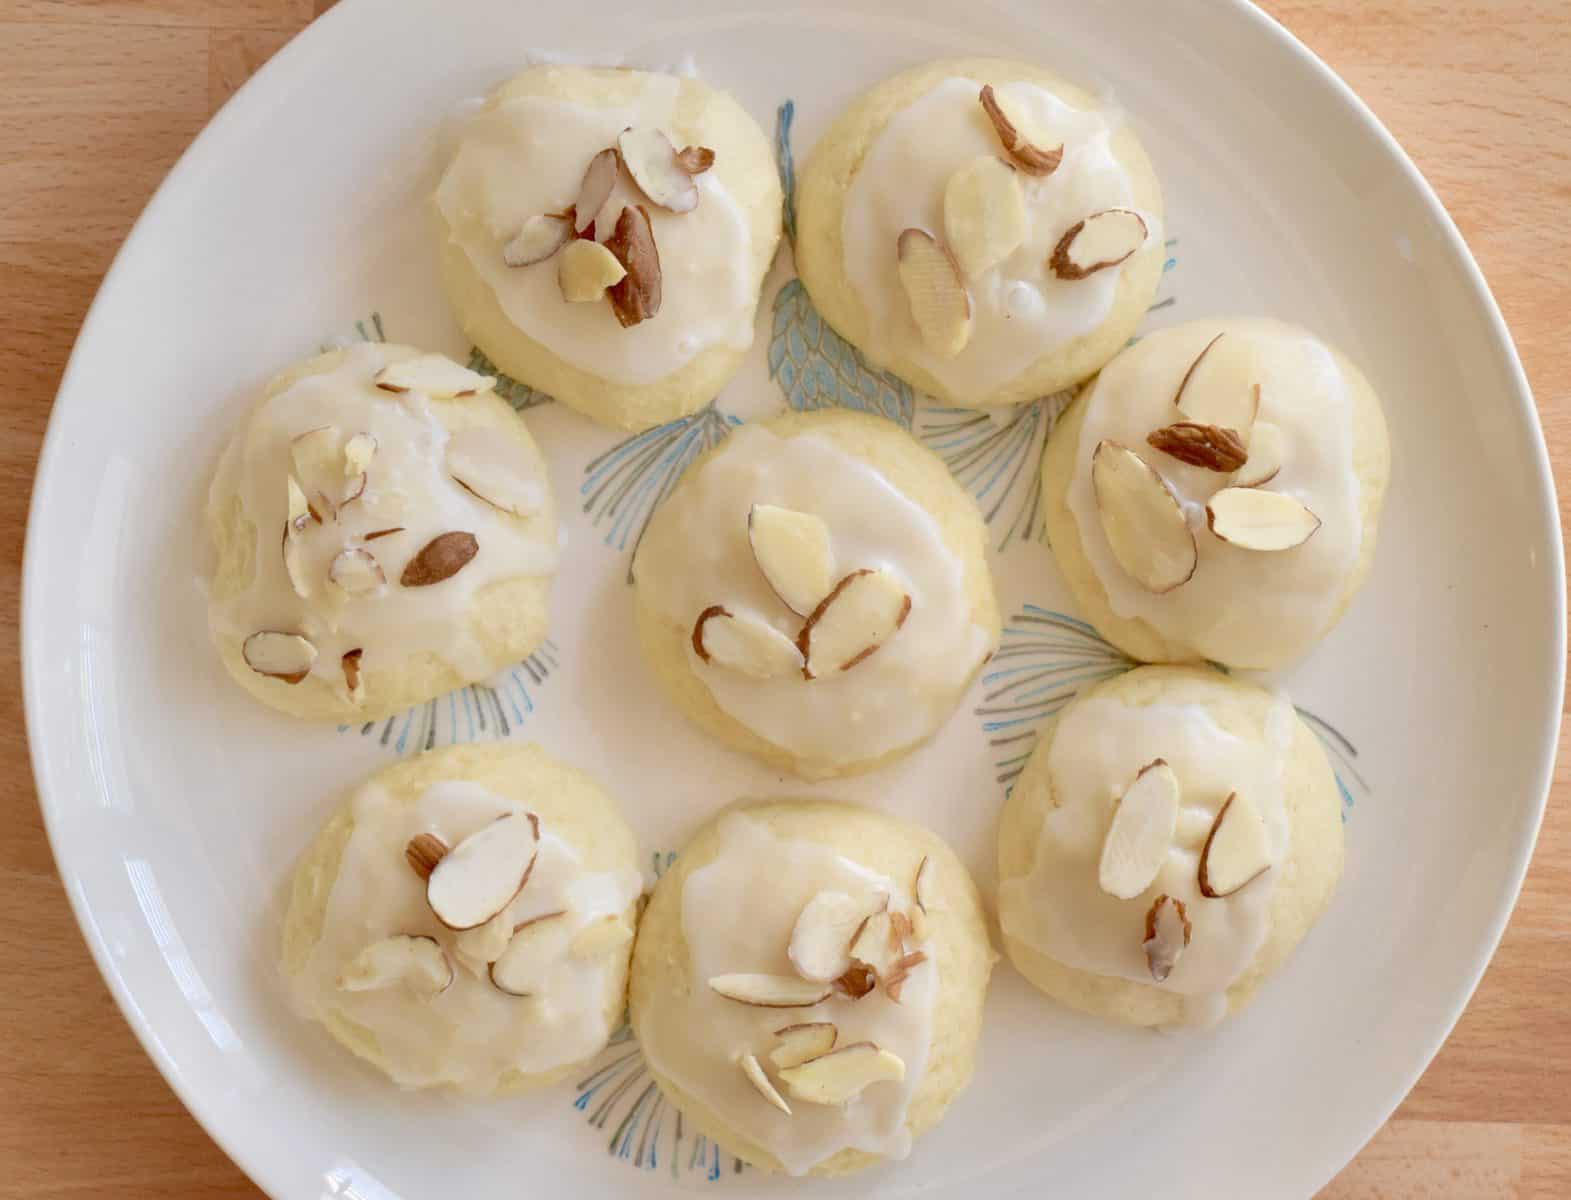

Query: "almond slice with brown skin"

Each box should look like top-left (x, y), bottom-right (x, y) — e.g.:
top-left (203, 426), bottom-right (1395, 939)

top-left (747, 504), bottom-right (835, 616)
top-left (778, 1042), bottom-right (905, 1106)
top-left (454, 910), bottom-right (514, 969)
top-left (426, 811), bottom-right (540, 931)
top-left (943, 155), bottom-right (1026, 278)
top-left (290, 426), bottom-right (342, 521)
top-left (569, 914), bottom-right (634, 959)
top-left (738, 1052), bottom-right (792, 1115)
top-left (708, 974), bottom-right (832, 1008)
top-left (405, 832), bottom-right (447, 881)
top-left (341, 648), bottom-right (365, 705)
top-left (558, 238), bottom-right (628, 302)
top-left (913, 855), bottom-right (936, 914)
top-left (797, 568), bottom-right (911, 679)
top-left (833, 963), bottom-right (876, 1000)
top-left (618, 127), bottom-right (699, 213)
top-left (373, 355), bottom-right (494, 398)
top-left (338, 934), bottom-right (453, 996)
top-left (770, 1022), bottom-right (838, 1069)
top-left (400, 531), bottom-right (478, 587)
top-left (1091, 441), bottom-right (1197, 593)
top-left (1173, 334), bottom-right (1259, 437)
top-left (978, 84), bottom-right (1063, 176)
top-left (788, 890), bottom-right (884, 983)
top-left (1232, 422), bottom-right (1285, 488)
top-left (242, 631), bottom-right (316, 683)
top-left (363, 526), bottom-right (404, 541)
top-left (1198, 792), bottom-right (1273, 897)
top-left (605, 205), bottom-right (662, 327)
top-left (286, 476), bottom-right (312, 535)
top-left (445, 429), bottom-right (544, 518)
top-left (675, 145), bottom-right (716, 175)
top-left (1143, 894), bottom-right (1191, 983)
top-left (847, 909), bottom-right (901, 981)
top-left (574, 147), bottom-right (620, 234)
top-left (896, 228), bottom-right (971, 357)
top-left (1050, 209), bottom-right (1148, 280)
top-left (340, 432), bottom-right (376, 506)
top-left (282, 523), bottom-right (311, 600)
top-left (691, 606), bottom-right (804, 679)
top-left (328, 547), bottom-right (386, 598)
top-left (882, 951), bottom-right (928, 1003)
top-left (1146, 423), bottom-right (1248, 473)
top-left (489, 909), bottom-right (569, 996)
top-left (1206, 487), bottom-right (1321, 551)
top-left (503, 213), bottom-right (574, 267)
top-left (1098, 759), bottom-right (1180, 900)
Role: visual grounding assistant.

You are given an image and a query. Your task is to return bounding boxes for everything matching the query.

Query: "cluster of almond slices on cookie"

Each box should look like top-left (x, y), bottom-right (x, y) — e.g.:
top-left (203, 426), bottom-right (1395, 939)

top-left (706, 858), bottom-right (935, 1113)
top-left (894, 84), bottom-right (1150, 358)
top-left (335, 811), bottom-right (632, 1001)
top-left (1091, 332), bottom-right (1323, 594)
top-left (241, 355), bottom-right (544, 701)
top-left (1094, 759), bottom-right (1274, 983)
top-left (689, 504), bottom-right (912, 682)
top-left (500, 128), bottom-right (717, 327)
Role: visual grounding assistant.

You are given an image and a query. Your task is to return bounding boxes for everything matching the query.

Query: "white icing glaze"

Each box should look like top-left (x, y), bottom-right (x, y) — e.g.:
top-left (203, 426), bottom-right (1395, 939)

top-left (1066, 321), bottom-right (1362, 664)
top-left (208, 343), bottom-right (556, 689)
top-left (842, 76), bottom-right (1156, 403)
top-left (638, 813), bottom-right (935, 1174)
top-left (999, 695), bottom-right (1295, 1027)
top-left (435, 78), bottom-right (756, 385)
top-left (292, 779), bottom-right (641, 1093)
top-left (634, 425), bottom-right (994, 772)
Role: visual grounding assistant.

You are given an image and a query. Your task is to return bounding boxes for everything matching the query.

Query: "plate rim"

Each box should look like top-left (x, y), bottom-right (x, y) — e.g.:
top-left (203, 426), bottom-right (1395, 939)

top-left (20, 1), bottom-right (1565, 1196)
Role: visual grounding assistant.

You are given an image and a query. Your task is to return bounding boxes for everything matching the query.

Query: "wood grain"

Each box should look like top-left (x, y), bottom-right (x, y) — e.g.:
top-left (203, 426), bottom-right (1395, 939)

top-left (0, 2), bottom-right (1564, 1196)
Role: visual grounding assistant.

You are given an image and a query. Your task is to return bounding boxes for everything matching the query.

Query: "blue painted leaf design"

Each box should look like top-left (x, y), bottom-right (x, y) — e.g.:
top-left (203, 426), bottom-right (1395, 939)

top-left (769, 279), bottom-right (915, 428)
top-left (466, 346), bottom-right (554, 412)
top-left (1296, 707), bottom-right (1368, 820)
top-left (775, 99), bottom-right (797, 246)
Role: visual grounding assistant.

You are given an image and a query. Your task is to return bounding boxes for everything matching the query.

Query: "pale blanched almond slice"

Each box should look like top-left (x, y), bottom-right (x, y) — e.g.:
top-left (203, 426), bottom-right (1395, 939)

top-left (1206, 487), bottom-right (1321, 551)
top-left (503, 213), bottom-right (574, 267)
top-left (328, 547), bottom-right (386, 598)
top-left (344, 432), bottom-right (377, 476)
top-left (337, 934), bottom-right (452, 996)
top-left (690, 605), bottom-right (804, 679)
top-left (558, 238), bottom-right (628, 302)
top-left (675, 145), bottom-right (716, 175)
top-left (770, 1022), bottom-right (838, 1070)
top-left (708, 974), bottom-right (832, 1008)
top-left (454, 909), bottom-right (513, 967)
top-left (341, 648), bottom-right (365, 705)
top-left (1174, 334), bottom-right (1259, 436)
top-left (400, 531), bottom-right (479, 587)
top-left (1146, 423), bottom-right (1248, 473)
top-left (282, 524), bottom-right (311, 600)
top-left (286, 476), bottom-right (312, 533)
top-left (797, 568), bottom-right (911, 679)
top-left (1232, 422), bottom-right (1285, 488)
top-left (738, 1052), bottom-right (792, 1115)
top-left (778, 1042), bottom-right (905, 1106)
top-left (1143, 894), bottom-right (1191, 983)
top-left (242, 631), bottom-right (316, 683)
top-left (574, 147), bottom-right (620, 234)
top-left (847, 909), bottom-right (900, 981)
top-left (605, 205), bottom-right (662, 328)
top-left (943, 156), bottom-right (1026, 279)
top-left (1098, 759), bottom-right (1180, 900)
top-left (978, 84), bottom-right (1063, 176)
top-left (747, 504), bottom-right (835, 616)
top-left (489, 909), bottom-right (569, 996)
top-left (1091, 441), bottom-right (1197, 593)
top-left (882, 951), bottom-right (928, 1003)
top-left (1198, 792), bottom-right (1273, 898)
top-left (445, 428), bottom-right (545, 518)
top-left (1050, 209), bottom-right (1148, 280)
top-left (907, 906), bottom-right (929, 942)
top-left (405, 833), bottom-right (447, 881)
top-left (374, 354), bottom-right (495, 399)
top-left (569, 914), bottom-right (634, 959)
top-left (896, 228), bottom-right (971, 357)
top-left (290, 426), bottom-right (342, 520)
top-left (618, 127), bottom-right (699, 213)
top-left (788, 891), bottom-right (883, 983)
top-left (426, 812), bottom-right (541, 931)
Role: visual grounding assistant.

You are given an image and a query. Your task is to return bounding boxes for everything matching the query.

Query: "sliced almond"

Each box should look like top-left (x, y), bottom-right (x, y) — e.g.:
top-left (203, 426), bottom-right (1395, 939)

top-left (882, 951), bottom-right (928, 1003)
top-left (341, 647), bottom-right (365, 705)
top-left (574, 147), bottom-right (620, 234)
top-left (569, 914), bottom-right (634, 959)
top-left (328, 547), bottom-right (386, 598)
top-left (290, 426), bottom-right (342, 520)
top-left (1198, 792), bottom-right (1273, 898)
top-left (847, 909), bottom-right (900, 982)
top-left (1098, 759), bottom-right (1180, 900)
top-left (1091, 441), bottom-right (1197, 593)
top-left (943, 155), bottom-right (1026, 279)
top-left (618, 127), bottom-right (699, 214)
top-left (675, 145), bottom-right (716, 175)
top-left (797, 568), bottom-right (911, 679)
top-left (503, 212), bottom-right (574, 267)
top-left (896, 228), bottom-right (971, 357)
top-left (373, 354), bottom-right (494, 398)
top-left (778, 1042), bottom-right (905, 1106)
top-left (364, 526), bottom-right (404, 541)
top-left (604, 205), bottom-right (662, 328)
top-left (445, 429), bottom-right (544, 518)
top-left (978, 84), bottom-right (1063, 176)
top-left (708, 974), bottom-right (831, 1008)
top-left (404, 832), bottom-right (448, 881)
top-left (747, 504), bottom-right (835, 616)
top-left (770, 1022), bottom-right (838, 1070)
top-left (337, 934), bottom-right (452, 996)
top-left (1050, 209), bottom-right (1148, 280)
top-left (690, 605), bottom-right (804, 679)
top-left (489, 909), bottom-right (569, 996)
top-left (1146, 423), bottom-right (1248, 473)
top-left (344, 432), bottom-right (377, 476)
top-left (788, 891), bottom-right (883, 983)
top-left (1173, 335), bottom-right (1259, 436)
top-left (738, 1052), bottom-right (791, 1115)
top-left (455, 909), bottom-right (514, 967)
top-left (281, 523), bottom-right (311, 600)
top-left (425, 811), bottom-right (540, 931)
top-left (833, 963), bottom-right (876, 1000)
top-left (286, 476), bottom-right (312, 534)
top-left (1142, 894), bottom-right (1192, 983)
top-left (400, 531), bottom-right (478, 587)
top-left (1232, 422), bottom-right (1285, 488)
top-left (558, 238), bottom-right (628, 302)
top-left (241, 631), bottom-right (316, 683)
top-left (1206, 487), bottom-right (1321, 551)
top-left (912, 855), bottom-right (935, 915)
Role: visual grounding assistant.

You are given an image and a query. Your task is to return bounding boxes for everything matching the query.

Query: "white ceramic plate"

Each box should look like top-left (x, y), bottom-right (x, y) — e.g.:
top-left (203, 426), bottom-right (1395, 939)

top-left (22, 0), bottom-right (1563, 1196)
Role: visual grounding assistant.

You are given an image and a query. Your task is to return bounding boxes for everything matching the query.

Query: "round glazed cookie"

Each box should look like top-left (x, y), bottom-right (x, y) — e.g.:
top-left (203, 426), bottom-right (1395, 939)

top-left (795, 57), bottom-right (1164, 409)
top-left (996, 665), bottom-right (1343, 1028)
top-left (435, 65), bottom-right (783, 431)
top-left (282, 743), bottom-right (642, 1094)
top-left (630, 800), bottom-right (994, 1176)
top-left (206, 342), bottom-right (557, 722)
top-left (631, 409), bottom-right (1000, 780)
top-left (1043, 318), bottom-right (1390, 668)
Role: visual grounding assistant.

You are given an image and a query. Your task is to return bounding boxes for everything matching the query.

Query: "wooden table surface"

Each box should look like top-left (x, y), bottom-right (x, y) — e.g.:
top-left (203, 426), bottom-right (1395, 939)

top-left (1, 1), bottom-right (1566, 1196)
